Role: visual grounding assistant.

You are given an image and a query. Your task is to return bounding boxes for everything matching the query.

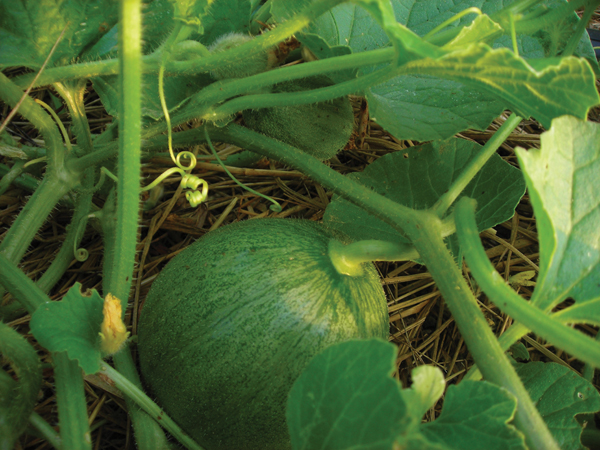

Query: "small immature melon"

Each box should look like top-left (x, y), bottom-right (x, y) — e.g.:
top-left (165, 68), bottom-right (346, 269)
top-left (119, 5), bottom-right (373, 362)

top-left (242, 75), bottom-right (355, 160)
top-left (208, 32), bottom-right (275, 80)
top-left (137, 218), bottom-right (388, 450)
top-left (171, 39), bottom-right (206, 61)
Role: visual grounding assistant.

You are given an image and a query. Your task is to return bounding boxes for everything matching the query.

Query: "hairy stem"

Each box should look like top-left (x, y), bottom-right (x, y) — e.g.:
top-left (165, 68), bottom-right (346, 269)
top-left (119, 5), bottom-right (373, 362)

top-left (213, 122), bottom-right (559, 450)
top-left (208, 66), bottom-right (395, 120)
top-left (99, 363), bottom-right (205, 450)
top-left (405, 212), bottom-right (559, 450)
top-left (29, 411), bottom-right (63, 450)
top-left (0, 159), bottom-right (25, 196)
top-left (0, 322), bottom-right (41, 450)
top-left (455, 197), bottom-right (600, 368)
top-left (329, 239), bottom-right (418, 276)
top-left (0, 175), bottom-right (73, 269)
top-left (103, 2), bottom-right (170, 449)
top-left (463, 322), bottom-right (529, 381)
top-left (432, 113), bottom-right (522, 217)
top-left (0, 253), bottom-right (91, 450)
top-left (0, 253), bottom-right (50, 313)
top-left (107, 0), bottom-right (142, 304)
top-left (53, 352), bottom-right (92, 450)
top-left (0, 72), bottom-right (66, 172)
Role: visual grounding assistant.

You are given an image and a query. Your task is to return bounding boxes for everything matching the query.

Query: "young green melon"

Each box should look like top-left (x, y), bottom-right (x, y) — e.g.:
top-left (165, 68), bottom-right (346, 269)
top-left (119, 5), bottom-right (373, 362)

top-left (208, 32), bottom-right (276, 80)
top-left (138, 218), bottom-right (388, 450)
top-left (242, 75), bottom-right (355, 160)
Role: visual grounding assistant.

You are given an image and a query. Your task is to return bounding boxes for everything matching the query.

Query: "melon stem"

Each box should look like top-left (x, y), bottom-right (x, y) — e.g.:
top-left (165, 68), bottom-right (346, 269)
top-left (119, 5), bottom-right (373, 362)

top-left (328, 239), bottom-right (419, 276)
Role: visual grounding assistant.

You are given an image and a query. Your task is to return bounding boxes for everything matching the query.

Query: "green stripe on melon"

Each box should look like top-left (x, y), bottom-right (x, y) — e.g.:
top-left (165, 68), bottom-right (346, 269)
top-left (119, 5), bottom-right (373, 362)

top-left (138, 218), bottom-right (388, 450)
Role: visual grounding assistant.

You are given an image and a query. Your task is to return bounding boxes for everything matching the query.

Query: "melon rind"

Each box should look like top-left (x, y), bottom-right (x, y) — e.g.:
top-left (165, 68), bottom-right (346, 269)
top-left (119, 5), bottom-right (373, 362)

top-left (138, 218), bottom-right (388, 450)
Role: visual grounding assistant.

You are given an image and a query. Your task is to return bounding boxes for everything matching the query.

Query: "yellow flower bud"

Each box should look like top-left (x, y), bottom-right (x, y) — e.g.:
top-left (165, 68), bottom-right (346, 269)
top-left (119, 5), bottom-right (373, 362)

top-left (99, 293), bottom-right (130, 355)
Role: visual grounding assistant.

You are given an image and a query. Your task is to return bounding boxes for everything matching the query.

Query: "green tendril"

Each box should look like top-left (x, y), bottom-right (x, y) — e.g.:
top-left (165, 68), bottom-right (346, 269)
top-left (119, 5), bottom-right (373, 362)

top-left (141, 167), bottom-right (186, 192)
top-left (176, 150), bottom-right (197, 171)
top-left (158, 59), bottom-right (194, 174)
top-left (153, 38), bottom-right (210, 209)
top-left (34, 99), bottom-right (73, 154)
top-left (76, 166), bottom-right (112, 195)
top-left (142, 166), bottom-right (209, 207)
top-left (73, 213), bottom-right (96, 262)
top-left (102, 167), bottom-right (119, 184)
top-left (23, 156), bottom-right (48, 168)
top-left (204, 126), bottom-right (282, 212)
top-left (423, 7), bottom-right (482, 40)
top-left (158, 64), bottom-right (177, 167)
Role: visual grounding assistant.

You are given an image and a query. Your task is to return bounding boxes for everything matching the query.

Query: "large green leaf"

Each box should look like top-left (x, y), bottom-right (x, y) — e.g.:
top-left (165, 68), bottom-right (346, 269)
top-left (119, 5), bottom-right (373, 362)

top-left (0, 0), bottom-right (118, 68)
top-left (169, 0), bottom-right (212, 33)
top-left (516, 362), bottom-right (600, 450)
top-left (400, 44), bottom-right (599, 129)
top-left (300, 2), bottom-right (394, 55)
top-left (324, 138), bottom-right (525, 248)
top-left (298, 0), bottom-right (598, 138)
top-left (515, 116), bottom-right (600, 322)
top-left (29, 283), bottom-right (103, 375)
top-left (287, 339), bottom-right (413, 450)
top-left (201, 0), bottom-right (252, 46)
top-left (287, 339), bottom-right (526, 450)
top-left (420, 380), bottom-right (524, 450)
top-left (367, 74), bottom-right (504, 141)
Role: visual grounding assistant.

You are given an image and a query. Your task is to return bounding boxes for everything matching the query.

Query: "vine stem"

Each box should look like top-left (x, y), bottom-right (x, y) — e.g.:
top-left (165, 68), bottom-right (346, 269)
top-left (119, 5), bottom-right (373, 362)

top-left (432, 113), bottom-right (522, 217)
top-left (0, 253), bottom-right (92, 450)
top-left (0, 72), bottom-right (66, 171)
top-left (0, 175), bottom-right (73, 275)
top-left (212, 123), bottom-right (558, 450)
top-left (108, 0), bottom-right (142, 300)
top-left (455, 197), bottom-right (600, 368)
top-left (405, 214), bottom-right (559, 450)
top-left (103, 2), bottom-right (170, 449)
top-left (203, 53), bottom-right (395, 121)
top-left (329, 239), bottom-right (418, 276)
top-left (29, 411), bottom-right (63, 450)
top-left (0, 322), bottom-right (41, 449)
top-left (11, 0), bottom-right (346, 89)
top-left (54, 352), bottom-right (92, 450)
top-left (98, 363), bottom-right (206, 450)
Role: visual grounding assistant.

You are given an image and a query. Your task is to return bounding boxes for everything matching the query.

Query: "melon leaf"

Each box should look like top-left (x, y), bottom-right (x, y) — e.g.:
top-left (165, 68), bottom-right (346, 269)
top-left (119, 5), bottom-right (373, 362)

top-left (516, 361), bottom-right (600, 450)
top-left (286, 339), bottom-right (416, 450)
top-left (29, 283), bottom-right (104, 375)
top-left (0, 0), bottom-right (118, 68)
top-left (420, 379), bottom-right (525, 450)
top-left (323, 137), bottom-right (525, 250)
top-left (367, 75), bottom-right (505, 141)
top-left (287, 339), bottom-right (526, 450)
top-left (515, 116), bottom-right (600, 322)
top-left (298, 1), bottom-right (598, 139)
